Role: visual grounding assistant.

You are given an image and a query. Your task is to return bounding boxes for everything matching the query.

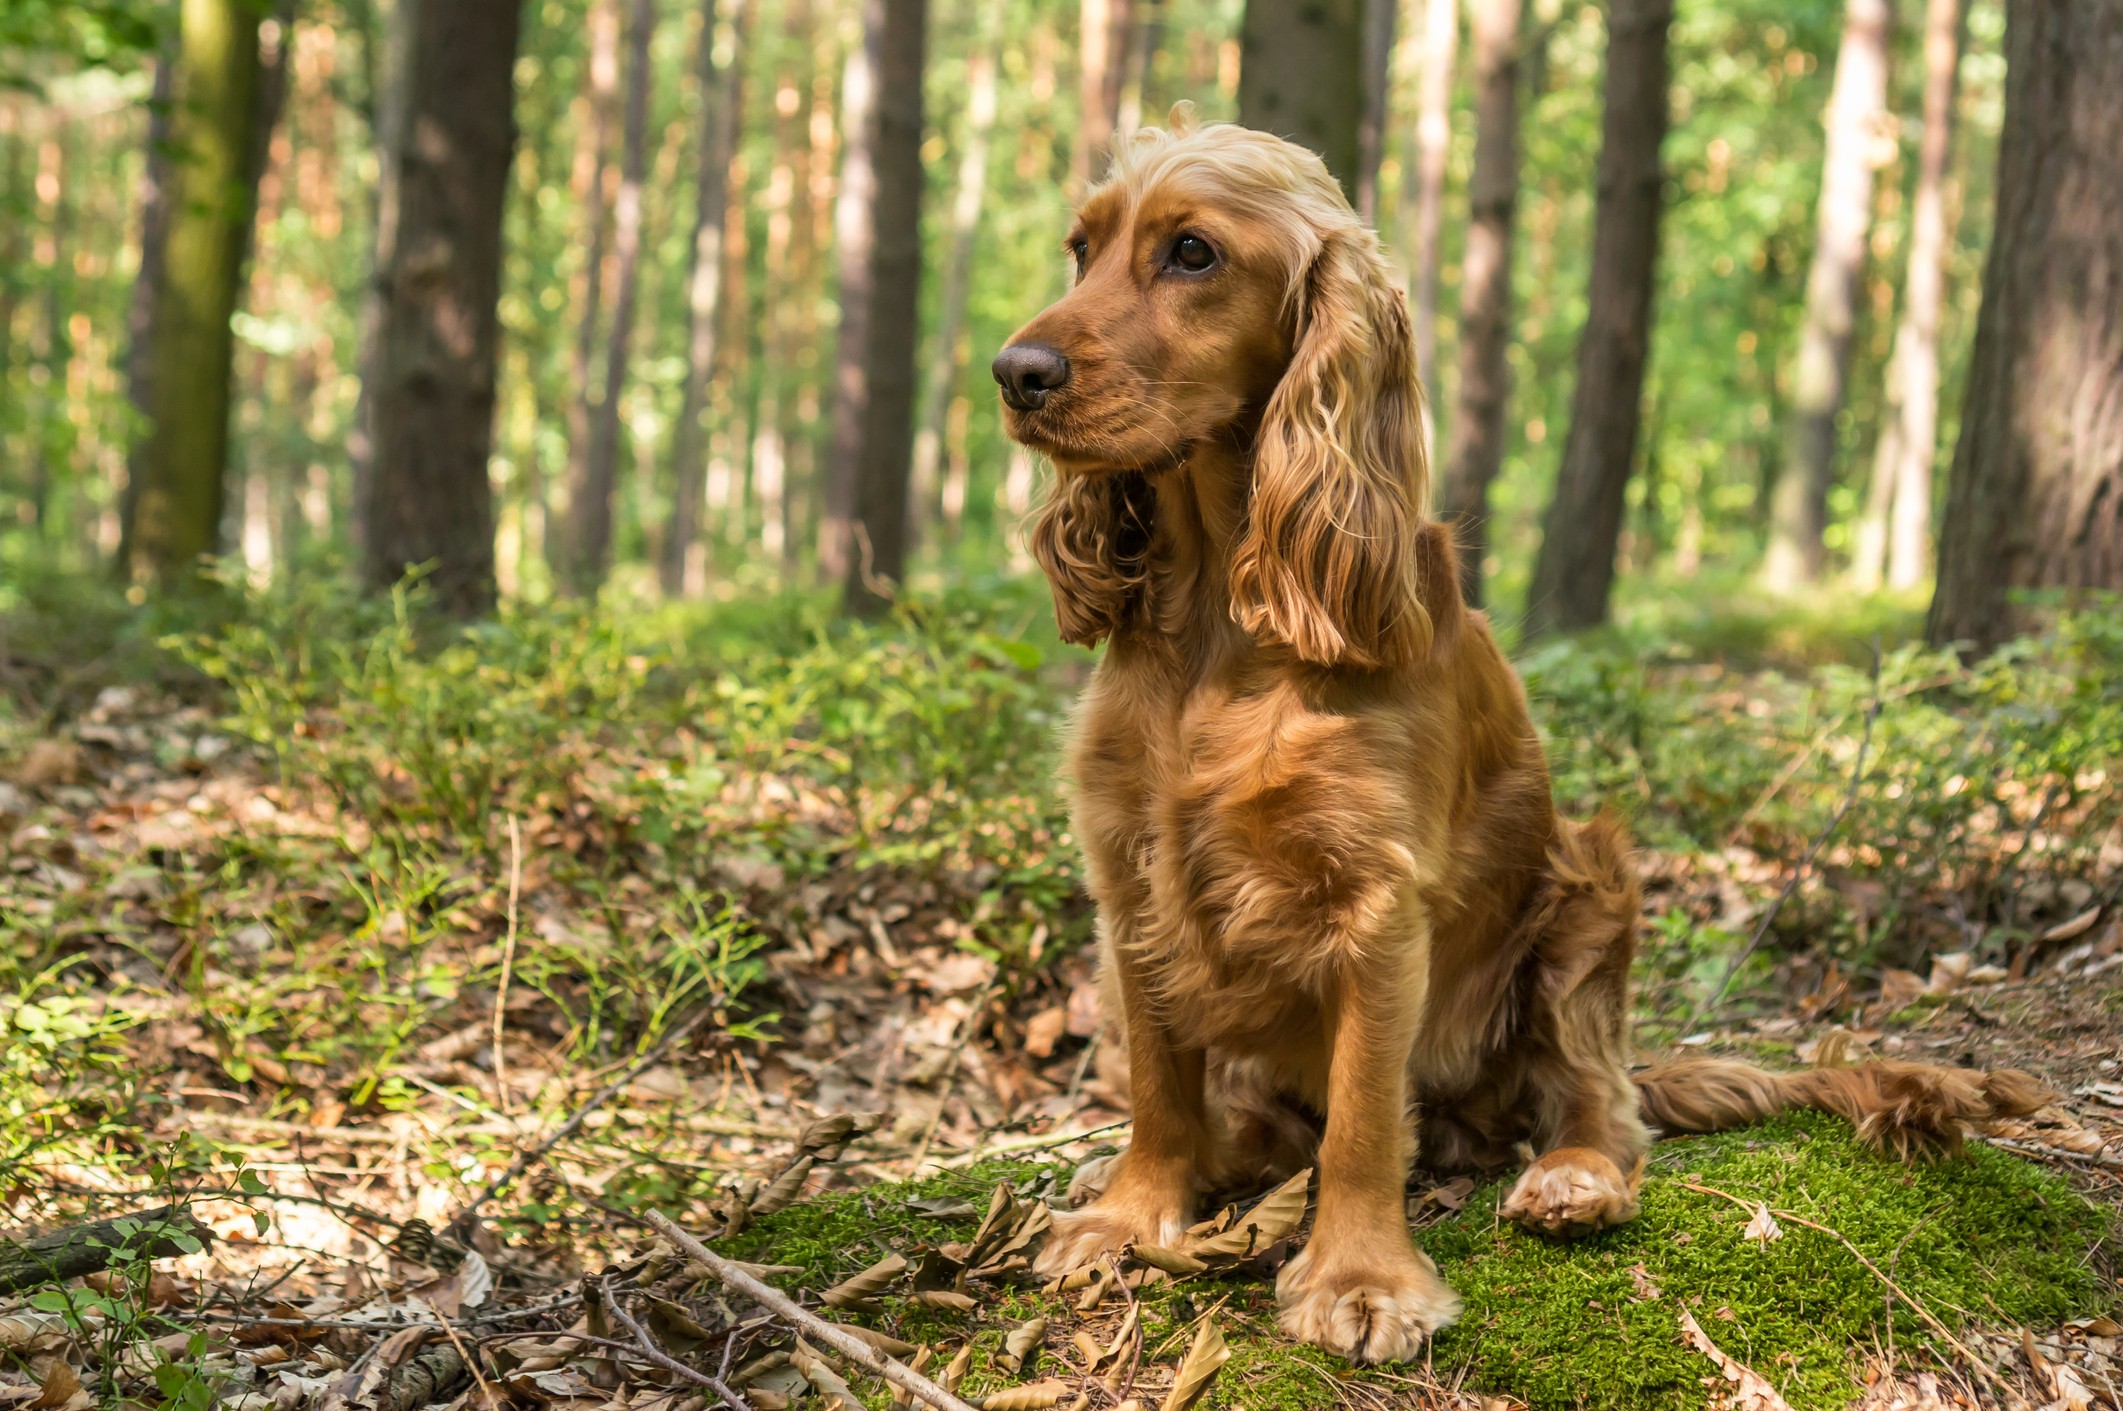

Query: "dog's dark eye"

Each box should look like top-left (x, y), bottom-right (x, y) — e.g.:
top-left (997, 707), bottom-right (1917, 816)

top-left (1170, 235), bottom-right (1217, 272)
top-left (1068, 238), bottom-right (1089, 279)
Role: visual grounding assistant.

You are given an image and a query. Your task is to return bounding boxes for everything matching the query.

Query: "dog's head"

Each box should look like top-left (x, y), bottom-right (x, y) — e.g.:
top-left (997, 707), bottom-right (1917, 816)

top-left (996, 108), bottom-right (1431, 668)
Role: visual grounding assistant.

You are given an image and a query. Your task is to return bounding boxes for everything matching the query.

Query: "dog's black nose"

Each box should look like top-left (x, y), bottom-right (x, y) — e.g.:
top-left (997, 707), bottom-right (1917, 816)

top-left (993, 342), bottom-right (1070, 410)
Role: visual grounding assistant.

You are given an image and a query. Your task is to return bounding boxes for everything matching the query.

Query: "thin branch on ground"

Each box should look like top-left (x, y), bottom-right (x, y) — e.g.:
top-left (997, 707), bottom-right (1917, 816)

top-left (1679, 1182), bottom-right (2021, 1403)
top-left (493, 813), bottom-right (523, 1115)
top-left (451, 1004), bottom-right (718, 1235)
top-left (644, 1210), bottom-right (981, 1411)
top-left (1688, 644), bottom-right (1885, 1032)
top-left (599, 1275), bottom-right (755, 1411)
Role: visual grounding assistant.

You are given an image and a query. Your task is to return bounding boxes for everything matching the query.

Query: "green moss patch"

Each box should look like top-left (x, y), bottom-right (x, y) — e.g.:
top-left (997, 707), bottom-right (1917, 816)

top-left (695, 1118), bottom-right (2111, 1410)
top-left (1426, 1113), bottom-right (2112, 1409)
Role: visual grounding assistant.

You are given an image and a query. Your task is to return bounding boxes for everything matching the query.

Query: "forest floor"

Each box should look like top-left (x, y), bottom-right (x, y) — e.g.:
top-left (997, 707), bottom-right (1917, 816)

top-left (3, 584), bottom-right (2121, 1411)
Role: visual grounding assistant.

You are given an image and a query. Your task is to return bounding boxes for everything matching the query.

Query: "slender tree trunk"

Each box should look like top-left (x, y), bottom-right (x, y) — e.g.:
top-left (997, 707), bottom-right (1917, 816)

top-left (909, 0), bottom-right (1003, 548)
top-left (572, 0), bottom-right (655, 593)
top-left (1522, 0), bottom-right (1673, 638)
top-left (1238, 0), bottom-right (1366, 199)
top-left (1354, 0), bottom-right (1396, 225)
top-left (346, 0), bottom-right (413, 560)
top-left (560, 0), bottom-right (620, 586)
top-left (1926, 0), bottom-right (2123, 654)
top-left (1853, 0), bottom-right (1966, 593)
top-left (1433, 0), bottom-right (1520, 607)
top-left (1115, 0), bottom-right (1159, 139)
top-left (838, 0), bottom-right (925, 614)
top-left (361, 0), bottom-right (524, 614)
top-left (32, 120), bottom-right (74, 540)
top-left (117, 54), bottom-right (175, 571)
top-left (1400, 0), bottom-right (1456, 409)
top-left (126, 0), bottom-right (263, 587)
top-left (1073, 0), bottom-right (1131, 189)
top-left (821, 0), bottom-right (878, 586)
top-left (1763, 0), bottom-right (1894, 589)
top-left (1885, 0), bottom-right (1967, 591)
top-left (661, 0), bottom-right (749, 596)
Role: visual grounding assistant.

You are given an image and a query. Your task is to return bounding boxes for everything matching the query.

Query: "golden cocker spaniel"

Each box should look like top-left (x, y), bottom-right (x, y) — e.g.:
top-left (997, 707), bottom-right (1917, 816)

top-left (990, 110), bottom-right (2049, 1365)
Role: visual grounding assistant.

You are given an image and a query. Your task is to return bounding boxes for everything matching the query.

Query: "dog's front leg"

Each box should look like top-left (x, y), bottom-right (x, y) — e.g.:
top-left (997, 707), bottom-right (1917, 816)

top-left (1276, 927), bottom-right (1461, 1364)
top-left (1034, 930), bottom-right (1207, 1274)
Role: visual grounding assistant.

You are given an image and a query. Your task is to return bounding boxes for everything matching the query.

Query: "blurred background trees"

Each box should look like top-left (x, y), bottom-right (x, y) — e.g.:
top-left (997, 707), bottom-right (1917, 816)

top-left (2, 0), bottom-right (2117, 639)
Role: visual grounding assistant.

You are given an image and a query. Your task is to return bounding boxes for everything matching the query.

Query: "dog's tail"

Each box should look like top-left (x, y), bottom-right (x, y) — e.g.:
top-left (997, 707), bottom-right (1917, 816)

top-left (1631, 1057), bottom-right (2053, 1158)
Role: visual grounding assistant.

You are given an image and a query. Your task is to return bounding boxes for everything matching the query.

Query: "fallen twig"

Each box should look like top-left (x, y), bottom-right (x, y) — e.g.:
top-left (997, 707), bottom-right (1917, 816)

top-left (493, 814), bottom-right (523, 1115)
top-left (1977, 1134), bottom-right (2123, 1171)
top-left (453, 1005), bottom-right (718, 1234)
top-left (0, 1205), bottom-right (213, 1296)
top-left (600, 1275), bottom-right (756, 1411)
top-left (644, 1210), bottom-right (982, 1411)
top-left (1689, 648), bottom-right (1884, 1031)
top-left (1679, 1182), bottom-right (2023, 1405)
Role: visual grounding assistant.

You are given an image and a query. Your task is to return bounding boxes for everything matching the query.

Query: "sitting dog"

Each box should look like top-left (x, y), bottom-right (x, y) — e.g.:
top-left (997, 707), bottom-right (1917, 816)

top-left (989, 109), bottom-right (2049, 1364)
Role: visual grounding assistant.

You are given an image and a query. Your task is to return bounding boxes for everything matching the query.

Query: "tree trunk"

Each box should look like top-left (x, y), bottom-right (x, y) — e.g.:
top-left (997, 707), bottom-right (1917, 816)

top-left (572, 0), bottom-right (655, 593)
top-left (660, 0), bottom-right (749, 597)
top-left (1354, 0), bottom-right (1396, 226)
top-left (345, 0), bottom-right (415, 561)
top-left (1522, 0), bottom-right (1673, 638)
top-left (1432, 0), bottom-right (1520, 608)
top-left (117, 53), bottom-right (175, 571)
top-left (560, 0), bottom-right (620, 588)
top-left (1926, 0), bottom-right (2123, 654)
top-left (1853, 0), bottom-right (1966, 593)
top-left (1885, 0), bottom-right (1967, 591)
top-left (360, 0), bottom-right (524, 615)
top-left (837, 0), bottom-right (926, 615)
top-left (1399, 0), bottom-right (1457, 409)
top-left (124, 0), bottom-right (262, 587)
top-left (1763, 0), bottom-right (1893, 589)
top-left (909, 0), bottom-right (1003, 548)
top-left (1237, 0), bottom-right (1366, 200)
top-left (1074, 0), bottom-right (1131, 188)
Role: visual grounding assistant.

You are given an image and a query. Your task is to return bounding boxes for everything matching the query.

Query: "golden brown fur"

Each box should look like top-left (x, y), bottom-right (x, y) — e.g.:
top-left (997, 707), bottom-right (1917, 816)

top-left (994, 110), bottom-right (2049, 1366)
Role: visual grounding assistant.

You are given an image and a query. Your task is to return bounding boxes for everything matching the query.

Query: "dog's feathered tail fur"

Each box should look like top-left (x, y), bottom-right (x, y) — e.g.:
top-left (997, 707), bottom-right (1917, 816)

top-left (1631, 1057), bottom-right (2053, 1159)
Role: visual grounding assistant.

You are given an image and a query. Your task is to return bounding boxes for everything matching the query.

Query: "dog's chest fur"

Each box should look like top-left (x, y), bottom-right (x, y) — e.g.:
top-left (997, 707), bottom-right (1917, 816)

top-left (1068, 652), bottom-right (1434, 1055)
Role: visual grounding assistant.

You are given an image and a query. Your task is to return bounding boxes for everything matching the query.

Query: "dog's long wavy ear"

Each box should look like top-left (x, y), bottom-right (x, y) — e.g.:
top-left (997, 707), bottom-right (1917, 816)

top-left (1029, 469), bottom-right (1154, 648)
top-left (1228, 229), bottom-right (1432, 669)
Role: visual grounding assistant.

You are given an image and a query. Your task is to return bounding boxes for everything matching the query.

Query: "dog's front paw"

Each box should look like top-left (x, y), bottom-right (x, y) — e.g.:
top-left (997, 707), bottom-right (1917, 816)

top-left (1033, 1191), bottom-right (1190, 1276)
top-left (1274, 1241), bottom-right (1461, 1364)
top-left (1501, 1147), bottom-right (1641, 1237)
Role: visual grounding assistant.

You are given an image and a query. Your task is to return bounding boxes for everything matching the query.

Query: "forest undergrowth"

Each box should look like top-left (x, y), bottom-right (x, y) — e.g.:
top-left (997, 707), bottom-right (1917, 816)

top-left (2, 568), bottom-right (2121, 1411)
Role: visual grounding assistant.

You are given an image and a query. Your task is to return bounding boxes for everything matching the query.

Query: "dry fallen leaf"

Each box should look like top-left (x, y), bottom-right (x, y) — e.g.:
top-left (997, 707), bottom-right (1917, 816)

top-left (1188, 1168), bottom-right (1311, 1262)
top-left (2041, 907), bottom-right (2103, 943)
top-left (25, 1361), bottom-right (87, 1411)
top-left (821, 1251), bottom-right (908, 1313)
top-left (791, 1338), bottom-right (863, 1410)
top-left (910, 1289), bottom-right (978, 1314)
top-left (1130, 1244), bottom-right (1206, 1277)
top-left (1000, 1316), bottom-right (1047, 1376)
top-left (886, 1344), bottom-right (934, 1410)
top-left (979, 1378), bottom-right (1072, 1410)
top-left (1741, 1204), bottom-right (1783, 1243)
top-left (749, 1155), bottom-right (815, 1216)
top-left (1680, 1309), bottom-right (1794, 1411)
top-left (1627, 1263), bottom-right (1662, 1302)
top-left (843, 1325), bottom-right (919, 1358)
top-left (942, 1341), bottom-right (973, 1395)
top-left (1164, 1319), bottom-right (1230, 1411)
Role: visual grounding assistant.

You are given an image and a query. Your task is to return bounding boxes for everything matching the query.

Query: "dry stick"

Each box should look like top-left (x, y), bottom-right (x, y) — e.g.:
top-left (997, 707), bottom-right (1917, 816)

top-left (493, 814), bottom-right (523, 1115)
top-left (1679, 1183), bottom-right (2022, 1404)
top-left (644, 1211), bottom-right (982, 1411)
top-left (600, 1275), bottom-right (756, 1411)
top-left (451, 1005), bottom-right (717, 1236)
top-left (908, 981), bottom-right (998, 1173)
top-left (1686, 659), bottom-right (1884, 1035)
top-left (1978, 1134), bottom-right (2123, 1171)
